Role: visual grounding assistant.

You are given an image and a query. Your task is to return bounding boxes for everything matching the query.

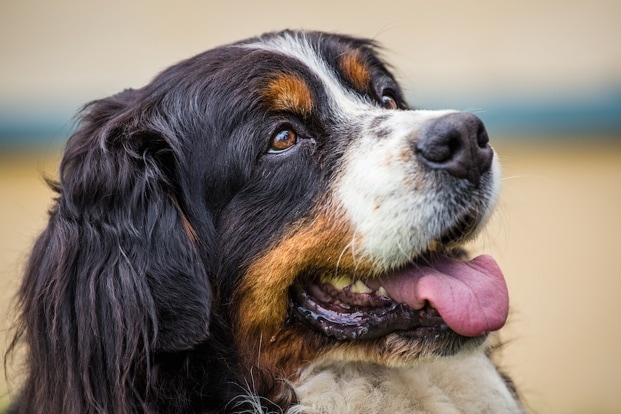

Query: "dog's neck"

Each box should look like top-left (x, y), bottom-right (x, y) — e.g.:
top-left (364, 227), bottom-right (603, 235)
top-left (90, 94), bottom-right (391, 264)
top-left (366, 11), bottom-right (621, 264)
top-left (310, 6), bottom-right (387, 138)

top-left (286, 349), bottom-right (523, 414)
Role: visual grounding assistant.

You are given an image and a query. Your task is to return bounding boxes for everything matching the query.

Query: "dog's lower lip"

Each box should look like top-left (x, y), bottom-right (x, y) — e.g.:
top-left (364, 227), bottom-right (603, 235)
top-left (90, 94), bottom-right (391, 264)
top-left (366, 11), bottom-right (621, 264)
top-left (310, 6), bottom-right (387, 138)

top-left (288, 276), bottom-right (448, 341)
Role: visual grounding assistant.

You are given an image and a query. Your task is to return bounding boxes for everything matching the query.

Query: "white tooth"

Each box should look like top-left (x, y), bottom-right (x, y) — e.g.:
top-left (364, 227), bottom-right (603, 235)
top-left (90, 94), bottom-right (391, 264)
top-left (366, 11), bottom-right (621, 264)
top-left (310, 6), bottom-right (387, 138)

top-left (350, 280), bottom-right (373, 294)
top-left (321, 274), bottom-right (353, 291)
top-left (377, 287), bottom-right (389, 297)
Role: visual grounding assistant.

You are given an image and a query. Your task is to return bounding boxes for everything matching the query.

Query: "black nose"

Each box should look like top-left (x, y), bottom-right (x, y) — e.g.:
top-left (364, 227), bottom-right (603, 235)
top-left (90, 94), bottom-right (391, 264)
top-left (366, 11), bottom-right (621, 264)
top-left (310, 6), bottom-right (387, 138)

top-left (415, 113), bottom-right (493, 186)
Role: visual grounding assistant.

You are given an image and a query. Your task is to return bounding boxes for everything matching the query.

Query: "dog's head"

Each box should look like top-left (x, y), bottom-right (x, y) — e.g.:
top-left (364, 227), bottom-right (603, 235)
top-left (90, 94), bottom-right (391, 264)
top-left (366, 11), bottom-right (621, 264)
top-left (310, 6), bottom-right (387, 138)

top-left (16, 30), bottom-right (508, 412)
top-left (213, 31), bottom-right (508, 374)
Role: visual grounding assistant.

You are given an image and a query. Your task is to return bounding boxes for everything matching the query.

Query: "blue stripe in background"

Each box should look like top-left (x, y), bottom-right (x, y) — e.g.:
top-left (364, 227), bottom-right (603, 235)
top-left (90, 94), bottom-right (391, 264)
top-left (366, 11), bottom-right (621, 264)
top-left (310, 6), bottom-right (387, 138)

top-left (468, 92), bottom-right (621, 136)
top-left (419, 90), bottom-right (621, 138)
top-left (1, 91), bottom-right (620, 150)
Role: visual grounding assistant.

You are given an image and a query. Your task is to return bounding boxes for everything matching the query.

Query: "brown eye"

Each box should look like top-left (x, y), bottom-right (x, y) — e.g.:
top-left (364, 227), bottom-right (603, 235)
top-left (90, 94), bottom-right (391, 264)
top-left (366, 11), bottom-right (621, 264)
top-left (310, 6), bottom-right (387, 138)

top-left (269, 128), bottom-right (298, 153)
top-left (381, 94), bottom-right (398, 110)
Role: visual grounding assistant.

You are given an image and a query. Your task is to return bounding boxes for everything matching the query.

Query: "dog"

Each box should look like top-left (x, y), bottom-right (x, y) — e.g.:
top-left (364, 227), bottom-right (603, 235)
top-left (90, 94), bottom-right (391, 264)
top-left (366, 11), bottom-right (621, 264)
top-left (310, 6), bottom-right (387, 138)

top-left (9, 30), bottom-right (523, 413)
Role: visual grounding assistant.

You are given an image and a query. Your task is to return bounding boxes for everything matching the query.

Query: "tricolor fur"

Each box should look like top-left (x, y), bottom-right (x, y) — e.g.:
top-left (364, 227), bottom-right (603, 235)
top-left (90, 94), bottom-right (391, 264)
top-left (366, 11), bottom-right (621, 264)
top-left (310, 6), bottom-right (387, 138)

top-left (9, 30), bottom-right (523, 413)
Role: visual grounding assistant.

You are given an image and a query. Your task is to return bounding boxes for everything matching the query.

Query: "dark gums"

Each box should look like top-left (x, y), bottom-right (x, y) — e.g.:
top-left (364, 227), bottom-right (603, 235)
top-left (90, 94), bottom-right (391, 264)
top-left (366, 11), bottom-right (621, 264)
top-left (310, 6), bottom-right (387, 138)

top-left (289, 282), bottom-right (447, 340)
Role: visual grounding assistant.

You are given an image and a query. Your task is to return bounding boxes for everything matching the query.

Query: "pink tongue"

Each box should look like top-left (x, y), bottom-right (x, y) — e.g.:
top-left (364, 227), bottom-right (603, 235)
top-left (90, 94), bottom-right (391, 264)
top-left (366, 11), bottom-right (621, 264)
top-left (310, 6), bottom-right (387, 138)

top-left (377, 255), bottom-right (509, 337)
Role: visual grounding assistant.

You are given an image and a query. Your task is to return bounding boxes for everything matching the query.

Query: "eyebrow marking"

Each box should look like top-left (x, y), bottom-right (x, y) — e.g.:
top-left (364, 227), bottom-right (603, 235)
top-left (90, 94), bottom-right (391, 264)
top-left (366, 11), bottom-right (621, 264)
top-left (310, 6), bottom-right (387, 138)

top-left (340, 51), bottom-right (371, 92)
top-left (244, 33), bottom-right (369, 114)
top-left (264, 74), bottom-right (314, 115)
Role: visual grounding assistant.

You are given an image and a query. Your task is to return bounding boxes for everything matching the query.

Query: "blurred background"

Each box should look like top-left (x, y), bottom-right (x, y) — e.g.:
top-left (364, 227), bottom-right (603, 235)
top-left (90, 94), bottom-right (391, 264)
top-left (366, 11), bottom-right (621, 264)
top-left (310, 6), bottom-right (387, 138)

top-left (1, 0), bottom-right (619, 412)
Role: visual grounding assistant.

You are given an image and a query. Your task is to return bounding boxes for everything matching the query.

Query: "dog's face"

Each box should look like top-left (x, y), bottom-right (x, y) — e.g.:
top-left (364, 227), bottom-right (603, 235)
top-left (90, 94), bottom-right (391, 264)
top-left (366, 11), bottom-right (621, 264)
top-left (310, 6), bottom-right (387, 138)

top-left (160, 31), bottom-right (509, 378)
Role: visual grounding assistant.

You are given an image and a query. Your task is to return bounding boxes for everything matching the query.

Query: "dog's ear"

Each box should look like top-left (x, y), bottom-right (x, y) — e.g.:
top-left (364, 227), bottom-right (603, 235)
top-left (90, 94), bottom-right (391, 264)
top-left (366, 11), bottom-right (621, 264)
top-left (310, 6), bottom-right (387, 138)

top-left (15, 89), bottom-right (212, 411)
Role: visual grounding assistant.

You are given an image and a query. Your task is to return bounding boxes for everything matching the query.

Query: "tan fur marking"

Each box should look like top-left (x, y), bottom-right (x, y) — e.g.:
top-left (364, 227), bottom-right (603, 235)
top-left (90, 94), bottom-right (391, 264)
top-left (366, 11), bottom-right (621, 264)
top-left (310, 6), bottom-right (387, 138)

top-left (233, 211), bottom-right (375, 373)
top-left (264, 74), bottom-right (314, 115)
top-left (340, 52), bottom-right (371, 92)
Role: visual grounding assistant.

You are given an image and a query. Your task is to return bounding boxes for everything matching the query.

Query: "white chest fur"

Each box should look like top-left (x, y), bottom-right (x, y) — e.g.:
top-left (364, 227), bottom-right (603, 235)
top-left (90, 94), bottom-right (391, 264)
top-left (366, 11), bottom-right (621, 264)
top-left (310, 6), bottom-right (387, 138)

top-left (287, 351), bottom-right (523, 414)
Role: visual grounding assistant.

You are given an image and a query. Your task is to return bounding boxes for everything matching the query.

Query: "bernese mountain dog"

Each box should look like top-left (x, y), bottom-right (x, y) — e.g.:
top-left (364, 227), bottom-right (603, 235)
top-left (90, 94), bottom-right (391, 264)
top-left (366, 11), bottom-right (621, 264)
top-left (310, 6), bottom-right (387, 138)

top-left (9, 30), bottom-right (524, 413)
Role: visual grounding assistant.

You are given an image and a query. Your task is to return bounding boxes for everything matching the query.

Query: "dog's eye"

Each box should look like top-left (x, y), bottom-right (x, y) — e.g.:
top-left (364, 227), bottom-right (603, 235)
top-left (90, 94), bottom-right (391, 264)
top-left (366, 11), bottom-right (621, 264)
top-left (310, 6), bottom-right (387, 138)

top-left (269, 128), bottom-right (298, 153)
top-left (381, 94), bottom-right (398, 110)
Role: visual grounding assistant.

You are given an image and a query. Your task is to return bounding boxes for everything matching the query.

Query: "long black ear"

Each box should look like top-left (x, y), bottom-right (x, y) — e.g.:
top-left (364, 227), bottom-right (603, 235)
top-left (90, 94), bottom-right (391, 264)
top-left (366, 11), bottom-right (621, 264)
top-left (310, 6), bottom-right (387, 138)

top-left (13, 90), bottom-right (212, 412)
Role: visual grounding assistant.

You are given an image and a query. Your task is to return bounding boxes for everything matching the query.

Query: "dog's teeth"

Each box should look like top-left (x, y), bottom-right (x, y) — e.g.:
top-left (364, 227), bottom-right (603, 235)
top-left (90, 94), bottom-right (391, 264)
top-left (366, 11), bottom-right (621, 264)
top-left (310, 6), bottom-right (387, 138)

top-left (320, 274), bottom-right (353, 291)
top-left (319, 275), bottom-right (377, 293)
top-left (349, 280), bottom-right (373, 294)
top-left (334, 276), bottom-right (354, 290)
top-left (377, 287), bottom-right (389, 297)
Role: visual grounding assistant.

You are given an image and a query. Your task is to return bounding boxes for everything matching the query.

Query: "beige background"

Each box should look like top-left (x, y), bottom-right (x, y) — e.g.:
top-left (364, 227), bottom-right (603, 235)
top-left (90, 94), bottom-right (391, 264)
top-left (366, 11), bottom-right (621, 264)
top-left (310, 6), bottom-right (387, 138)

top-left (2, 1), bottom-right (621, 413)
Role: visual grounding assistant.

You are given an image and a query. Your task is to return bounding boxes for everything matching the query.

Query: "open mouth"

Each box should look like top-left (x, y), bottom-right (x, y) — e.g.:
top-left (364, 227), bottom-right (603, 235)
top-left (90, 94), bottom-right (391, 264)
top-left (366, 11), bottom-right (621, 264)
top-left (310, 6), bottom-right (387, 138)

top-left (289, 247), bottom-right (509, 342)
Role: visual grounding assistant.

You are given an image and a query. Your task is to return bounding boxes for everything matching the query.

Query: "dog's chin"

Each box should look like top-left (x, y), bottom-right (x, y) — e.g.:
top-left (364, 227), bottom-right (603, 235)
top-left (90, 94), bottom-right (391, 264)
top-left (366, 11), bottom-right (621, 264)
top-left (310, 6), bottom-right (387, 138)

top-left (324, 329), bottom-right (488, 368)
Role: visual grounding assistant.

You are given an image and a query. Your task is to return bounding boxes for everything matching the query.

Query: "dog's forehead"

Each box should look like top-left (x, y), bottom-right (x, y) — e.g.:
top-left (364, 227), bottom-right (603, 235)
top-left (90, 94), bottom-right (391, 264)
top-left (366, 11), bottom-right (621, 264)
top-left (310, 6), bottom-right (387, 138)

top-left (239, 32), bottom-right (380, 113)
